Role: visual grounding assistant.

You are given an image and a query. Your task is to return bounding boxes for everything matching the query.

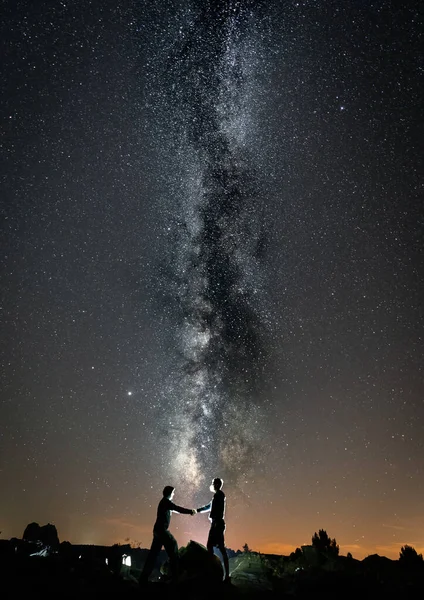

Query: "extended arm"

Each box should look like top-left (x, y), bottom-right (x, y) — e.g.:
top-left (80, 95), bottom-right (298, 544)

top-left (170, 501), bottom-right (194, 515)
top-left (196, 501), bottom-right (212, 513)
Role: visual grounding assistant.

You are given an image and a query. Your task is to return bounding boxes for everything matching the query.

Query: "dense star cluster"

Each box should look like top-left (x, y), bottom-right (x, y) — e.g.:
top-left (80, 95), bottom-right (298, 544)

top-left (148, 3), bottom-right (273, 492)
top-left (1, 0), bottom-right (423, 557)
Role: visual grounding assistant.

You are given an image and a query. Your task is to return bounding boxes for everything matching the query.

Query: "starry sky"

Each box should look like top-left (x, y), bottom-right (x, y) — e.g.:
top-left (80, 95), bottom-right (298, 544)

top-left (1, 0), bottom-right (423, 560)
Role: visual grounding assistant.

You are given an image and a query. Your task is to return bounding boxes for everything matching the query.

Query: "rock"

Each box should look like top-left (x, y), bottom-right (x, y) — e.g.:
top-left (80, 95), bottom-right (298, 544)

top-left (23, 522), bottom-right (41, 543)
top-left (161, 540), bottom-right (224, 586)
top-left (22, 522), bottom-right (59, 548)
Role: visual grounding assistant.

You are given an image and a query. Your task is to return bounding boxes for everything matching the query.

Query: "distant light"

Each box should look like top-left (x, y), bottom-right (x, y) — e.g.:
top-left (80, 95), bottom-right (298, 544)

top-left (122, 554), bottom-right (131, 566)
top-left (127, 391), bottom-right (132, 396)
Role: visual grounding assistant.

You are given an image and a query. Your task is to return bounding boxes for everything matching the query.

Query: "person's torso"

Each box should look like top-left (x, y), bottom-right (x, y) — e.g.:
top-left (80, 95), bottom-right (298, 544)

top-left (210, 490), bottom-right (225, 521)
top-left (154, 497), bottom-right (172, 531)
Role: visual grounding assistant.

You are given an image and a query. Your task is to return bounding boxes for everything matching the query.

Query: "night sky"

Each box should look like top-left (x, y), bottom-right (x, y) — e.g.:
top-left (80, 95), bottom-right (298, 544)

top-left (1, 0), bottom-right (423, 559)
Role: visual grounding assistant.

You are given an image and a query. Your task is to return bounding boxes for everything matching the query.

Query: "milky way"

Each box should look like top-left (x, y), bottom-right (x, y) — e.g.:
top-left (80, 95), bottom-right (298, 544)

top-left (145, 2), bottom-right (273, 492)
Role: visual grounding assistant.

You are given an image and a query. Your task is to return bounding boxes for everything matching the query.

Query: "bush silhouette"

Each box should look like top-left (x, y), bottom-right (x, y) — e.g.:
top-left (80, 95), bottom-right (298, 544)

top-left (311, 529), bottom-right (339, 556)
top-left (399, 545), bottom-right (424, 568)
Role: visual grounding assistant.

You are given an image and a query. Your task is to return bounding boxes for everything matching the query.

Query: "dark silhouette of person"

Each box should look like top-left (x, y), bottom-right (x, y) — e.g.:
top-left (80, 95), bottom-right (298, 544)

top-left (196, 477), bottom-right (230, 583)
top-left (139, 485), bottom-right (195, 585)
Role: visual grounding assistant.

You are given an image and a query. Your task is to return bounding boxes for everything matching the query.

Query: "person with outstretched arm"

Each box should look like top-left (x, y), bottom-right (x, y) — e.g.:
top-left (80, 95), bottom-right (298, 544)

top-left (196, 477), bottom-right (230, 583)
top-left (139, 485), bottom-right (195, 585)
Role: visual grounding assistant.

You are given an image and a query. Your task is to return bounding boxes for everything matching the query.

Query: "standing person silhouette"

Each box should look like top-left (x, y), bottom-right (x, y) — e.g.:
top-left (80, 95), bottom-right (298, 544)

top-left (139, 485), bottom-right (195, 585)
top-left (196, 477), bottom-right (231, 583)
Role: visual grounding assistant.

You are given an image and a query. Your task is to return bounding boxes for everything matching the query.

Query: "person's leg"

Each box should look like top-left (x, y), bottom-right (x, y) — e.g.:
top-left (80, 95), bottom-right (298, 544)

top-left (163, 530), bottom-right (179, 581)
top-left (139, 535), bottom-right (162, 583)
top-left (218, 543), bottom-right (230, 582)
top-left (206, 525), bottom-right (215, 555)
top-left (215, 522), bottom-right (230, 582)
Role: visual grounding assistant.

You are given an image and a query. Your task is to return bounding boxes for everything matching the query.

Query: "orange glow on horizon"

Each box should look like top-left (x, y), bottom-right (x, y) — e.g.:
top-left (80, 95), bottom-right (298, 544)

top-left (3, 510), bottom-right (424, 563)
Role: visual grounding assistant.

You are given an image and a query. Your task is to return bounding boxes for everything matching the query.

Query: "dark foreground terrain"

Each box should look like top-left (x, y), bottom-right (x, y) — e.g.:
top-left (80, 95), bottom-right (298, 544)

top-left (1, 541), bottom-right (424, 599)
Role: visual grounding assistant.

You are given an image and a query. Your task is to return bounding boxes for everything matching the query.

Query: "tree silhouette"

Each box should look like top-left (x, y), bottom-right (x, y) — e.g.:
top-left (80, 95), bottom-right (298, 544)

top-left (399, 545), bottom-right (424, 568)
top-left (311, 529), bottom-right (339, 556)
top-left (242, 543), bottom-right (251, 554)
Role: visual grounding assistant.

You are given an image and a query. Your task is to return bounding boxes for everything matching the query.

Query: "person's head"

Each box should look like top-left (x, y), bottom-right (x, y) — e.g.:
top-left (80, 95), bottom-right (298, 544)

top-left (210, 477), bottom-right (223, 492)
top-left (163, 485), bottom-right (175, 499)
